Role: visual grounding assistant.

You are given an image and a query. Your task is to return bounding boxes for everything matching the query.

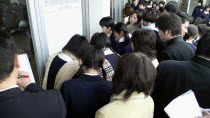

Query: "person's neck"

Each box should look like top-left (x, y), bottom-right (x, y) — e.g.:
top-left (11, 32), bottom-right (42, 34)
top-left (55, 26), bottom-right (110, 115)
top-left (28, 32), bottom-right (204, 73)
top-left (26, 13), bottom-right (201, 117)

top-left (83, 68), bottom-right (99, 74)
top-left (0, 73), bottom-right (17, 90)
top-left (188, 37), bottom-right (195, 41)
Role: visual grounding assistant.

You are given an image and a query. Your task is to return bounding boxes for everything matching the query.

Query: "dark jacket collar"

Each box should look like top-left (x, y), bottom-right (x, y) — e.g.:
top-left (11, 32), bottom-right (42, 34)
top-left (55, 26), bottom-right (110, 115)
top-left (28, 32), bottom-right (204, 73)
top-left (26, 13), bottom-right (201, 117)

top-left (192, 56), bottom-right (210, 69)
top-left (79, 74), bottom-right (104, 81)
top-left (167, 36), bottom-right (183, 46)
top-left (0, 88), bottom-right (23, 101)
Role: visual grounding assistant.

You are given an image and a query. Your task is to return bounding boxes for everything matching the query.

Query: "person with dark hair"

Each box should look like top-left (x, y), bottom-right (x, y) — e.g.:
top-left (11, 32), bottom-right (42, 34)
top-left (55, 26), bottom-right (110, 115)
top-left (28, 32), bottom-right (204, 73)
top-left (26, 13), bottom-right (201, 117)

top-left (159, 1), bottom-right (165, 12)
top-left (42, 34), bottom-right (88, 90)
top-left (96, 53), bottom-right (156, 118)
top-left (193, 17), bottom-right (209, 25)
top-left (90, 32), bottom-right (119, 80)
top-left (152, 1), bottom-right (158, 9)
top-left (185, 24), bottom-right (198, 51)
top-left (123, 7), bottom-right (134, 24)
top-left (164, 2), bottom-right (179, 13)
top-left (99, 17), bottom-right (116, 48)
top-left (60, 45), bottom-right (112, 118)
top-left (201, 5), bottom-right (210, 25)
top-left (135, 0), bottom-right (147, 11)
top-left (192, 0), bottom-right (204, 18)
top-left (141, 10), bottom-right (166, 61)
top-left (147, 0), bottom-right (153, 11)
top-left (176, 11), bottom-right (191, 37)
top-left (193, 24), bottom-right (210, 46)
top-left (152, 31), bottom-right (210, 118)
top-left (156, 13), bottom-right (195, 62)
top-left (113, 22), bottom-right (131, 55)
top-left (131, 29), bottom-right (159, 67)
top-left (141, 10), bottom-right (158, 31)
top-left (0, 30), bottom-right (66, 118)
top-left (125, 0), bottom-right (136, 9)
top-left (126, 10), bottom-right (142, 33)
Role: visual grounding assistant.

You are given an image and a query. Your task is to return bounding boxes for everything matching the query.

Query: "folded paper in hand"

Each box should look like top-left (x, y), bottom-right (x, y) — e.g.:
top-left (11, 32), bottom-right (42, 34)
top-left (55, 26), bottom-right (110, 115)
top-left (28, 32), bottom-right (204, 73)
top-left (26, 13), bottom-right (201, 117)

top-left (164, 90), bottom-right (202, 118)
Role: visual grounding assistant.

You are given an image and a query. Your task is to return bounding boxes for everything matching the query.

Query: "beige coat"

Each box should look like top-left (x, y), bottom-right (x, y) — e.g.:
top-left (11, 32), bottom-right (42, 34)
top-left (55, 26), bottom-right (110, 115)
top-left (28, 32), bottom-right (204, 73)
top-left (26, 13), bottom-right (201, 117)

top-left (42, 51), bottom-right (80, 90)
top-left (95, 91), bottom-right (154, 118)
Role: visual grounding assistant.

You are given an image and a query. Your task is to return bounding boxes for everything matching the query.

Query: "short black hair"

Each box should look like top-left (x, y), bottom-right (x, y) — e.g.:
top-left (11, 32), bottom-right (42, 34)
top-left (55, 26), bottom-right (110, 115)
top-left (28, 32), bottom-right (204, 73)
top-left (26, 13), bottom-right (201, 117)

top-left (204, 5), bottom-right (210, 11)
top-left (0, 30), bottom-right (17, 81)
top-left (131, 29), bottom-right (157, 59)
top-left (62, 34), bottom-right (88, 59)
top-left (138, 1), bottom-right (147, 7)
top-left (156, 13), bottom-right (182, 36)
top-left (164, 3), bottom-right (179, 13)
top-left (197, 24), bottom-right (210, 37)
top-left (196, 31), bottom-right (210, 57)
top-left (176, 11), bottom-right (191, 24)
top-left (159, 1), bottom-right (165, 5)
top-left (81, 45), bottom-right (105, 70)
top-left (99, 17), bottom-right (115, 29)
top-left (113, 22), bottom-right (130, 48)
top-left (90, 32), bottom-right (111, 49)
top-left (111, 53), bottom-right (156, 100)
top-left (143, 10), bottom-right (157, 23)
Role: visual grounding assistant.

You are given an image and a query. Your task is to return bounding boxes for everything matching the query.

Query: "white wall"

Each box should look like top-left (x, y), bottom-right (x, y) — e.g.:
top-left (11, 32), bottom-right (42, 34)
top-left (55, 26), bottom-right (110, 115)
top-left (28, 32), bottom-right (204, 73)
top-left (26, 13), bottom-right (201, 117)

top-left (88, 0), bottom-right (110, 38)
top-left (43, 0), bottom-right (83, 55)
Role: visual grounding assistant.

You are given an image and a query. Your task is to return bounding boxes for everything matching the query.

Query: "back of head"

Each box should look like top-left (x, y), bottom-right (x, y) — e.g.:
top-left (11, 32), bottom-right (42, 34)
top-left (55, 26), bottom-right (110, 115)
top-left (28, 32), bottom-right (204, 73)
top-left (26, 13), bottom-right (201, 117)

top-left (159, 1), bottom-right (165, 6)
top-left (143, 10), bottom-right (158, 23)
top-left (164, 2), bottom-right (179, 13)
top-left (99, 17), bottom-right (115, 29)
top-left (81, 45), bottom-right (105, 70)
top-left (196, 31), bottom-right (210, 57)
top-left (194, 17), bottom-right (209, 25)
top-left (0, 30), bottom-right (17, 81)
top-left (90, 32), bottom-right (111, 49)
top-left (156, 13), bottom-right (182, 36)
top-left (197, 24), bottom-right (210, 36)
top-left (131, 29), bottom-right (157, 59)
top-left (187, 24), bottom-right (198, 37)
top-left (176, 11), bottom-right (191, 24)
top-left (113, 22), bottom-right (127, 34)
top-left (112, 53), bottom-right (156, 100)
top-left (123, 7), bottom-right (134, 17)
top-left (62, 34), bottom-right (88, 58)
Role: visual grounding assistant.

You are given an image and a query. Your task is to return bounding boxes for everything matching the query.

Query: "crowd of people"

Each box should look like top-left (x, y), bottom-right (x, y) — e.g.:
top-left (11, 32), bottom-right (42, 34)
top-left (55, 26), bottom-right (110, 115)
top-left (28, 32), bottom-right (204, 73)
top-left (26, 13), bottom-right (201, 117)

top-left (0, 0), bottom-right (210, 118)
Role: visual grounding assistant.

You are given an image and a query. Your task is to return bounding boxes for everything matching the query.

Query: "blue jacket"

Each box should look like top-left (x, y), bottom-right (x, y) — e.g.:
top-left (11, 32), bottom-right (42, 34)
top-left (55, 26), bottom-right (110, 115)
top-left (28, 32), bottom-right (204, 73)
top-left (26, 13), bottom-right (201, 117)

top-left (192, 6), bottom-right (204, 18)
top-left (201, 12), bottom-right (210, 21)
top-left (60, 74), bottom-right (112, 118)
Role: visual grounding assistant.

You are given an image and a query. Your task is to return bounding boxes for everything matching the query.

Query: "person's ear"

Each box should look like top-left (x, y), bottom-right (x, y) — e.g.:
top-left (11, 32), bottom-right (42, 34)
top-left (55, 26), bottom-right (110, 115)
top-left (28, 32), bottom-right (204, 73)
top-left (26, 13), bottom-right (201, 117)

top-left (107, 27), bottom-right (112, 32)
top-left (120, 31), bottom-right (124, 37)
top-left (14, 54), bottom-right (20, 68)
top-left (165, 29), bottom-right (171, 35)
top-left (79, 59), bottom-right (83, 65)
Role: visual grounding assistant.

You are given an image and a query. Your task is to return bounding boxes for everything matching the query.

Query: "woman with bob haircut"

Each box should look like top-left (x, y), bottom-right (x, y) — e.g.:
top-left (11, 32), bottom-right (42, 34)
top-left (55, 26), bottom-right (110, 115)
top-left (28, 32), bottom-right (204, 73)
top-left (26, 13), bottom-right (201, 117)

top-left (131, 29), bottom-right (159, 67)
top-left (91, 32), bottom-right (119, 80)
top-left (126, 10), bottom-right (143, 33)
top-left (61, 45), bottom-right (112, 118)
top-left (96, 53), bottom-right (156, 118)
top-left (42, 34), bottom-right (88, 90)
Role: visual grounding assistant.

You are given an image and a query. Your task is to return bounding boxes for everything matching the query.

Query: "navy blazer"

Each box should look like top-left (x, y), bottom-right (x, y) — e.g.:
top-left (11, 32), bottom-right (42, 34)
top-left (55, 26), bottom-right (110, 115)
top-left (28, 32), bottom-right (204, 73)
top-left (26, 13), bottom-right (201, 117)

top-left (60, 74), bottom-right (112, 118)
top-left (192, 6), bottom-right (204, 18)
top-left (152, 56), bottom-right (210, 118)
top-left (0, 83), bottom-right (66, 118)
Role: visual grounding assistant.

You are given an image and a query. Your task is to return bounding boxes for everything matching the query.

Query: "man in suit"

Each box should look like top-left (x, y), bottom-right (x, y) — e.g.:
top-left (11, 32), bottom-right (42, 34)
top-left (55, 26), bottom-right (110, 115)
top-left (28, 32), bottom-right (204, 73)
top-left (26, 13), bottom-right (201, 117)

top-left (0, 30), bottom-right (66, 118)
top-left (156, 13), bottom-right (195, 62)
top-left (152, 31), bottom-right (210, 118)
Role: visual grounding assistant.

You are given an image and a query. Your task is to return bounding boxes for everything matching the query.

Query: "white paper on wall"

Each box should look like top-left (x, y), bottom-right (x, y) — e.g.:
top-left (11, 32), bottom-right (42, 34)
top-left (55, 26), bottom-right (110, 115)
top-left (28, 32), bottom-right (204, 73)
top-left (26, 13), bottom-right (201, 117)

top-left (44, 0), bottom-right (83, 55)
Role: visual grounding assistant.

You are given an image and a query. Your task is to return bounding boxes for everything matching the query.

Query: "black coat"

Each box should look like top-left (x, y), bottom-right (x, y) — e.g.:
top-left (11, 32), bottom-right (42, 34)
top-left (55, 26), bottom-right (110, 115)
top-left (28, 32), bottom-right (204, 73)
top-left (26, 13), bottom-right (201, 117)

top-left (158, 36), bottom-right (195, 62)
top-left (0, 83), bottom-right (66, 118)
top-left (152, 56), bottom-right (210, 118)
